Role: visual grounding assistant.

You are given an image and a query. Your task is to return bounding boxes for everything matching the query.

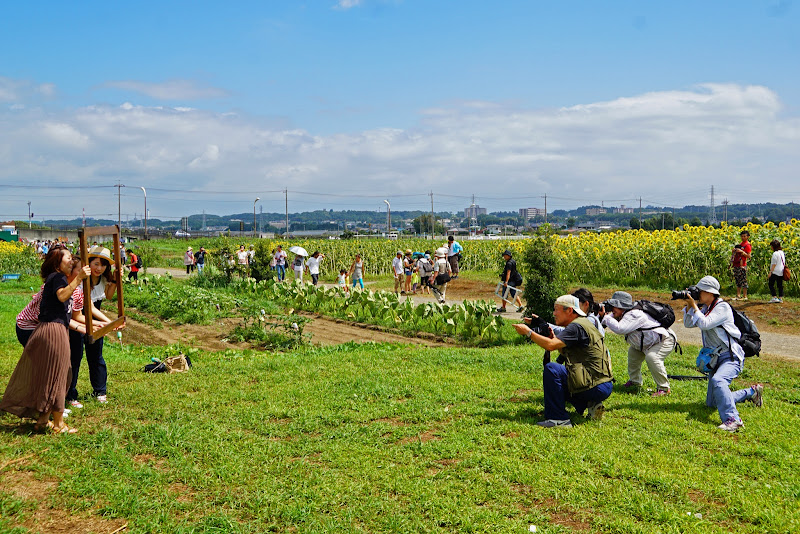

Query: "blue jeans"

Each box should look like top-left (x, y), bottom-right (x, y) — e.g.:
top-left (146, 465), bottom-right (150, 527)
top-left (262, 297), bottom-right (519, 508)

top-left (352, 277), bottom-right (364, 289)
top-left (543, 362), bottom-right (613, 420)
top-left (706, 353), bottom-right (752, 423)
top-left (67, 329), bottom-right (108, 400)
top-left (276, 265), bottom-right (286, 281)
top-left (197, 262), bottom-right (204, 274)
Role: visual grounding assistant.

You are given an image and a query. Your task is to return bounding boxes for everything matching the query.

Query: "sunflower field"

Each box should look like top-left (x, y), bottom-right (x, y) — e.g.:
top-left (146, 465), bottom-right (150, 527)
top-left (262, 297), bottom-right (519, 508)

top-left (0, 241), bottom-right (40, 275)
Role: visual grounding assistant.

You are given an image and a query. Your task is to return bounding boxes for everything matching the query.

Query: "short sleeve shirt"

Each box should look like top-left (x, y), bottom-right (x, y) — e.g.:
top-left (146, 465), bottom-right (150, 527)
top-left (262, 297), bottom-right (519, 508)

top-left (39, 272), bottom-right (70, 326)
top-left (555, 321), bottom-right (590, 348)
top-left (732, 241), bottom-right (751, 268)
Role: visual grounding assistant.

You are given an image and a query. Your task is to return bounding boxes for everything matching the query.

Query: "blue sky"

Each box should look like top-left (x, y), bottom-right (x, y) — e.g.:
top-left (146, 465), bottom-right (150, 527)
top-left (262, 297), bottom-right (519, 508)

top-left (1, 1), bottom-right (798, 220)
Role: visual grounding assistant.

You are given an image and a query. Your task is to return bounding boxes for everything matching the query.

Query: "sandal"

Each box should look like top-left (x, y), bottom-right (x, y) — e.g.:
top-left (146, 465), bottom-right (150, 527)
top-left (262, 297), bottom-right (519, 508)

top-left (33, 421), bottom-right (54, 433)
top-left (51, 424), bottom-right (78, 435)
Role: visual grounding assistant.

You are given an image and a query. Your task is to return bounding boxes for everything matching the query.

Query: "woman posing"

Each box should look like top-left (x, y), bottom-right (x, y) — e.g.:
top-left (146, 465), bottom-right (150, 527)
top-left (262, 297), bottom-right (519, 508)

top-left (67, 246), bottom-right (118, 407)
top-left (1, 247), bottom-right (90, 433)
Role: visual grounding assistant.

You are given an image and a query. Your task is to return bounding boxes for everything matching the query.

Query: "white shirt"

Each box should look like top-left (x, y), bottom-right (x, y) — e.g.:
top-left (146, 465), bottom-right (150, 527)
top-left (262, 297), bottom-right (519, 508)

top-left (603, 309), bottom-right (672, 350)
top-left (684, 299), bottom-right (744, 360)
top-left (307, 256), bottom-right (321, 275)
top-left (90, 277), bottom-right (107, 303)
top-left (273, 250), bottom-right (287, 266)
top-left (392, 256), bottom-right (404, 275)
top-left (770, 250), bottom-right (786, 277)
top-left (237, 250), bottom-right (249, 264)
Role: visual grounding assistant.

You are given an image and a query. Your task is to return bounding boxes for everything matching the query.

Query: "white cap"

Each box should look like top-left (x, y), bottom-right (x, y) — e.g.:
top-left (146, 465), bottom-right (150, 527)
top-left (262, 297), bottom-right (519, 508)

top-left (554, 294), bottom-right (586, 316)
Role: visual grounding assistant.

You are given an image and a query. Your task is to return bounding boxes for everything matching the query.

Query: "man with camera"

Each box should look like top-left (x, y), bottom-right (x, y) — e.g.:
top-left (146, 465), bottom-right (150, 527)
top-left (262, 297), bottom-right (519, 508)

top-left (513, 295), bottom-right (614, 428)
top-left (681, 276), bottom-right (763, 432)
top-left (600, 291), bottom-right (676, 397)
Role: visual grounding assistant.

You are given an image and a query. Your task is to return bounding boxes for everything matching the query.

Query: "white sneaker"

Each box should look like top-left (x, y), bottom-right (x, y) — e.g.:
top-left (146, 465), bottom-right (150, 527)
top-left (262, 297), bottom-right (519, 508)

top-left (769, 297), bottom-right (781, 303)
top-left (96, 395), bottom-right (107, 403)
top-left (69, 400), bottom-right (84, 409)
top-left (717, 418), bottom-right (744, 432)
top-left (586, 402), bottom-right (605, 421)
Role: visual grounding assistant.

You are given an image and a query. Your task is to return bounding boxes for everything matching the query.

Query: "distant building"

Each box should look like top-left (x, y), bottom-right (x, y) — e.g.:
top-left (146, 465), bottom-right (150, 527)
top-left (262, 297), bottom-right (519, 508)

top-left (613, 205), bottom-right (635, 214)
top-left (585, 208), bottom-right (606, 216)
top-left (519, 207), bottom-right (546, 219)
top-left (465, 205), bottom-right (487, 219)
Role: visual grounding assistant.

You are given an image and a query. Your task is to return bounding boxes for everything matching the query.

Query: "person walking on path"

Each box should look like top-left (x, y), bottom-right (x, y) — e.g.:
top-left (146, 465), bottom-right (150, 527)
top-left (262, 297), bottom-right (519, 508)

top-left (273, 246), bottom-right (287, 281)
top-left (126, 249), bottom-right (140, 283)
top-left (601, 291), bottom-right (676, 397)
top-left (1, 246), bottom-right (90, 434)
top-left (682, 275), bottom-right (763, 432)
top-left (403, 249), bottom-right (414, 294)
top-left (184, 246), bottom-right (196, 274)
top-left (447, 236), bottom-right (463, 279)
top-left (731, 230), bottom-right (751, 301)
top-left (306, 251), bottom-right (324, 285)
top-left (497, 249), bottom-right (523, 313)
top-left (430, 247), bottom-right (451, 303)
top-left (768, 239), bottom-right (786, 303)
top-left (194, 246), bottom-right (206, 275)
top-left (392, 251), bottom-right (405, 295)
top-left (349, 254), bottom-right (365, 290)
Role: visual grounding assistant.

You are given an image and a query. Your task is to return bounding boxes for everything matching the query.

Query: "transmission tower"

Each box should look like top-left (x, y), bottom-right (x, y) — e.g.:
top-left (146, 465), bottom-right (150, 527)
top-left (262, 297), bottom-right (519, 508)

top-left (709, 186), bottom-right (717, 224)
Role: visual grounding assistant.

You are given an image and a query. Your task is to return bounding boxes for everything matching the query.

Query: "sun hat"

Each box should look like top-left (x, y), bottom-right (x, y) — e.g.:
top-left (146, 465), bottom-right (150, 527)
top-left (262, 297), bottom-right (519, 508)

top-left (502, 249), bottom-right (512, 257)
top-left (695, 275), bottom-right (721, 295)
top-left (555, 295), bottom-right (586, 317)
top-left (606, 291), bottom-right (635, 310)
top-left (435, 247), bottom-right (448, 258)
top-left (405, 249), bottom-right (412, 255)
top-left (88, 245), bottom-right (112, 263)
top-left (396, 250), bottom-right (403, 255)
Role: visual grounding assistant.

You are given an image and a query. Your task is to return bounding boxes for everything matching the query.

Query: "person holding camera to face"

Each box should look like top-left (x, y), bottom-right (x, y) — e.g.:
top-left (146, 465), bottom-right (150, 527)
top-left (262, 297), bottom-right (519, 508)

top-left (682, 276), bottom-right (763, 433)
top-left (600, 291), bottom-right (676, 397)
top-left (513, 295), bottom-right (614, 428)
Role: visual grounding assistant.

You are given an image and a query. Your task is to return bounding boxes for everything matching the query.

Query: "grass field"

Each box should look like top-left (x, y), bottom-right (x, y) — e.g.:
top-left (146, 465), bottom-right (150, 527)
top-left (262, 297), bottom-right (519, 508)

top-left (2, 276), bottom-right (800, 533)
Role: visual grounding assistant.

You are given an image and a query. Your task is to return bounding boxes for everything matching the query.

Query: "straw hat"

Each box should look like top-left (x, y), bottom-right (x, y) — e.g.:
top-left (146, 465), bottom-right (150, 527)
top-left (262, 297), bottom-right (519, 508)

top-left (88, 245), bottom-right (112, 263)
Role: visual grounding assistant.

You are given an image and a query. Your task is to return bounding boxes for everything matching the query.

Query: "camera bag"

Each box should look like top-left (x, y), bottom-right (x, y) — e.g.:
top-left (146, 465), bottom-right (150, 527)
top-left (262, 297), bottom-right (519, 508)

top-left (634, 300), bottom-right (676, 329)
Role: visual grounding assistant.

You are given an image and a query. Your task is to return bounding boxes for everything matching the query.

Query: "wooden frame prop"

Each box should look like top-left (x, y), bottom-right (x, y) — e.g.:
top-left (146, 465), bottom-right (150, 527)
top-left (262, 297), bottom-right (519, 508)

top-left (79, 225), bottom-right (126, 343)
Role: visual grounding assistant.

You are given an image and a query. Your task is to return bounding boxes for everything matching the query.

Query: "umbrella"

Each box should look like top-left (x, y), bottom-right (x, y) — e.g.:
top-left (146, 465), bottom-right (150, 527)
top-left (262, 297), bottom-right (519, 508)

top-left (289, 246), bottom-right (308, 256)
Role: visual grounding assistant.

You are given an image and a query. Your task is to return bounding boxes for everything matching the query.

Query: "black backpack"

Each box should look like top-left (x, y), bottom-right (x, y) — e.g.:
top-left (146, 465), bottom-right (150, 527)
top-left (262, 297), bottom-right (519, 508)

top-left (730, 306), bottom-right (761, 357)
top-left (634, 300), bottom-right (676, 329)
top-left (135, 254), bottom-right (142, 268)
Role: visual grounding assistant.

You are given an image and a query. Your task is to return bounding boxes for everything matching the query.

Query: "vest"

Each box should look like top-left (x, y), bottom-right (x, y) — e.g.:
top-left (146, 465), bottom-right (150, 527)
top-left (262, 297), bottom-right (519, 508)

top-left (558, 317), bottom-right (614, 394)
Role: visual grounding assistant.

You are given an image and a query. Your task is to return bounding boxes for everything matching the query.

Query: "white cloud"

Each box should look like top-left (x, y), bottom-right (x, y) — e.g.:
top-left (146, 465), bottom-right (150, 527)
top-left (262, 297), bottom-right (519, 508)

top-left (103, 80), bottom-right (230, 100)
top-left (0, 83), bottom-right (798, 219)
top-left (334, 0), bottom-right (363, 9)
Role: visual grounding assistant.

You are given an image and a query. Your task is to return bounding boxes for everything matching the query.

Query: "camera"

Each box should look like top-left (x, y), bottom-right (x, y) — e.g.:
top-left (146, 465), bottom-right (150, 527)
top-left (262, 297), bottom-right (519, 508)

top-left (527, 315), bottom-right (552, 337)
top-left (671, 285), bottom-right (701, 300)
top-left (600, 301), bottom-right (615, 314)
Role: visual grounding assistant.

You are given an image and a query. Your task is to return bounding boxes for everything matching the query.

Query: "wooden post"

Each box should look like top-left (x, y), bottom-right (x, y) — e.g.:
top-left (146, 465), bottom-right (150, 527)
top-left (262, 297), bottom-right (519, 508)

top-left (79, 225), bottom-right (126, 343)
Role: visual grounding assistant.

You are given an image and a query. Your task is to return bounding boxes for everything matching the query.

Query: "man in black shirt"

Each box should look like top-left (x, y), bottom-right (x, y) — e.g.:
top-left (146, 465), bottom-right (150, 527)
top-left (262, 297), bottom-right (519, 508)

top-left (514, 295), bottom-right (614, 427)
top-left (497, 249), bottom-right (524, 313)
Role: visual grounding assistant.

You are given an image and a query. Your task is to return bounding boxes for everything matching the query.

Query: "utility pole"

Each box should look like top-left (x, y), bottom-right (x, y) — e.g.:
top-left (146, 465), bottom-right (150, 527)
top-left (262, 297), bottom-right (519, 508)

top-left (541, 194), bottom-right (547, 225)
top-left (28, 201), bottom-right (32, 228)
top-left (430, 191), bottom-right (435, 238)
top-left (639, 197), bottom-right (643, 229)
top-left (722, 198), bottom-right (729, 223)
top-left (709, 185), bottom-right (717, 225)
top-left (115, 181), bottom-right (124, 230)
top-left (140, 187), bottom-right (147, 239)
top-left (284, 189), bottom-right (289, 238)
top-left (383, 200), bottom-right (391, 235)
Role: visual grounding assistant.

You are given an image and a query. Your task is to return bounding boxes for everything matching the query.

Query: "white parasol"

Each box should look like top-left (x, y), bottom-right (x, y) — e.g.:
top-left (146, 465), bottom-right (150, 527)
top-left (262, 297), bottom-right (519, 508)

top-left (289, 246), bottom-right (308, 256)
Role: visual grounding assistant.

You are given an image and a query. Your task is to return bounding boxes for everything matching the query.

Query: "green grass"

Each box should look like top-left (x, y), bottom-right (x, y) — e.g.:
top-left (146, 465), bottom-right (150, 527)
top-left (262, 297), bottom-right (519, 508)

top-left (2, 282), bottom-right (800, 533)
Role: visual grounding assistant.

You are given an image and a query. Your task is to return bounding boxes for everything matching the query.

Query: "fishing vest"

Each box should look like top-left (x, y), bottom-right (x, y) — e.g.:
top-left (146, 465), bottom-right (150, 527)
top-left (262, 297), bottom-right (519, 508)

top-left (558, 317), bottom-right (614, 394)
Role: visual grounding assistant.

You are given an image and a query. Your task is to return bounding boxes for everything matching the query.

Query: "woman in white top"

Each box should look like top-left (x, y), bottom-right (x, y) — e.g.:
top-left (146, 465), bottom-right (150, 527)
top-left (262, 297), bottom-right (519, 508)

top-left (429, 247), bottom-right (451, 303)
top-left (305, 251), bottom-right (323, 285)
top-left (292, 254), bottom-right (305, 282)
top-left (768, 239), bottom-right (786, 303)
top-left (683, 276), bottom-right (763, 432)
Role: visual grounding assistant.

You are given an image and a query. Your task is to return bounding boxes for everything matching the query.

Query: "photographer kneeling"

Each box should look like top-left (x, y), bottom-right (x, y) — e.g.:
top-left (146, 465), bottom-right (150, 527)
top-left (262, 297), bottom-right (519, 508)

top-left (682, 276), bottom-right (763, 433)
top-left (601, 291), bottom-right (676, 397)
top-left (513, 295), bottom-right (614, 428)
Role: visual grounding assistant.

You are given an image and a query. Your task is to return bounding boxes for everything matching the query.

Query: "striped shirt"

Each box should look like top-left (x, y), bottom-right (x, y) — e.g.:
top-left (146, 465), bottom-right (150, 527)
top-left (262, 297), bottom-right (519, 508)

top-left (16, 284), bottom-right (83, 331)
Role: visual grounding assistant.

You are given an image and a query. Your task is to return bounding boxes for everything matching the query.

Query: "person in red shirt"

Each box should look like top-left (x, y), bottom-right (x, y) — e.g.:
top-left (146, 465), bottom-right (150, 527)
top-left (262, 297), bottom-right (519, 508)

top-left (731, 230), bottom-right (751, 300)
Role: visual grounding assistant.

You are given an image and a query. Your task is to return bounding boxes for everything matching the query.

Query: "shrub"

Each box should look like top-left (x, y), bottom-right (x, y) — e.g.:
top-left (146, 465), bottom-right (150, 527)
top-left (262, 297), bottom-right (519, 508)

top-left (519, 230), bottom-right (564, 323)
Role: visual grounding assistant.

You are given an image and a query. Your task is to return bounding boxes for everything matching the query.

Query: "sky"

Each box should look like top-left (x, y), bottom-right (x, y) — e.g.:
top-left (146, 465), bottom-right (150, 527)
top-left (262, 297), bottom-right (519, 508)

top-left (1, 0), bottom-right (798, 222)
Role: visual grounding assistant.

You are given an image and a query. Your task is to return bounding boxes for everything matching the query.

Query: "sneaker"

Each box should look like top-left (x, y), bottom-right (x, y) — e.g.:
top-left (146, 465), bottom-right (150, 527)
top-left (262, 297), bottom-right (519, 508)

top-left (749, 384), bottom-right (764, 408)
top-left (717, 418), bottom-right (744, 433)
top-left (651, 389), bottom-right (670, 398)
top-left (69, 400), bottom-right (84, 409)
top-left (517, 306), bottom-right (525, 313)
top-left (495, 308), bottom-right (507, 313)
top-left (536, 419), bottom-right (573, 428)
top-left (769, 297), bottom-right (781, 303)
top-left (742, 297), bottom-right (749, 301)
top-left (96, 395), bottom-right (107, 404)
top-left (63, 408), bottom-right (71, 417)
top-left (586, 402), bottom-right (605, 421)
top-left (622, 380), bottom-right (640, 389)
top-left (731, 297), bottom-right (740, 301)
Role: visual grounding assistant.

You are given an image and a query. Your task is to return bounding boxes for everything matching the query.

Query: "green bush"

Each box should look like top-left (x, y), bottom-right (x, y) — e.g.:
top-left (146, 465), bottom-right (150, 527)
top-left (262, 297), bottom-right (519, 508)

top-left (519, 230), bottom-right (564, 323)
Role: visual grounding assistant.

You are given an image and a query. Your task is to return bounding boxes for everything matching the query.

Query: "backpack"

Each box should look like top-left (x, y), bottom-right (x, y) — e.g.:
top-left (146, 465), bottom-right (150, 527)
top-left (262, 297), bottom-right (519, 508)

top-left (634, 300), bottom-right (676, 329)
top-left (730, 306), bottom-right (761, 357)
top-left (134, 254), bottom-right (142, 268)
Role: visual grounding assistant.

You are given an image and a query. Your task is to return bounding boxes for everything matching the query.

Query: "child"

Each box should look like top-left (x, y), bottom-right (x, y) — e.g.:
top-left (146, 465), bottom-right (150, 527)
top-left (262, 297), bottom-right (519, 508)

top-left (337, 269), bottom-right (350, 294)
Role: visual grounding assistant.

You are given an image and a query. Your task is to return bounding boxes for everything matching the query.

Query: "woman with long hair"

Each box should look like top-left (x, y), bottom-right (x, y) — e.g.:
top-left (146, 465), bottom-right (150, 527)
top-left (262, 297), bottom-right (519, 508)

top-left (1, 246), bottom-right (90, 433)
